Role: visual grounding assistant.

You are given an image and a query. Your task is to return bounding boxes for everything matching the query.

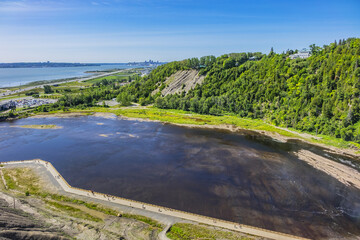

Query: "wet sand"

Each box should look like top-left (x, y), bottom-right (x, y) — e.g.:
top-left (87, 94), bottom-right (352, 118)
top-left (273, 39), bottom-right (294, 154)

top-left (10, 124), bottom-right (62, 129)
top-left (295, 150), bottom-right (360, 189)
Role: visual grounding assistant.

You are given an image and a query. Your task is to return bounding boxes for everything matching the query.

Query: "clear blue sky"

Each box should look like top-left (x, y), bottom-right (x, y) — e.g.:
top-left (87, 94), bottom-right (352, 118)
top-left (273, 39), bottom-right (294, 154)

top-left (0, 0), bottom-right (359, 63)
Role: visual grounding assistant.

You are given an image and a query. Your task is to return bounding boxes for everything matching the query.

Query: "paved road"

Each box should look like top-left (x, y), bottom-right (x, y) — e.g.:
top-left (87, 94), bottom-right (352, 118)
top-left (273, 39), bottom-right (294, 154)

top-left (0, 70), bottom-right (126, 98)
top-left (1, 160), bottom-right (309, 240)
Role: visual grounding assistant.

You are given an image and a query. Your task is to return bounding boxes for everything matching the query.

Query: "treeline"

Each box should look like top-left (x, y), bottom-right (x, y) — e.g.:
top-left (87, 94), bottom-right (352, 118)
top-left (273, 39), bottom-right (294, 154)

top-left (35, 38), bottom-right (360, 143)
top-left (35, 77), bottom-right (138, 112)
top-left (132, 38), bottom-right (360, 142)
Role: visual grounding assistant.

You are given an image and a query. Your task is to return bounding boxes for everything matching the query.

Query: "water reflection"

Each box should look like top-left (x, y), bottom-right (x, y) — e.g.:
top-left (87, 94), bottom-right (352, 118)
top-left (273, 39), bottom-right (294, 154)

top-left (0, 116), bottom-right (359, 239)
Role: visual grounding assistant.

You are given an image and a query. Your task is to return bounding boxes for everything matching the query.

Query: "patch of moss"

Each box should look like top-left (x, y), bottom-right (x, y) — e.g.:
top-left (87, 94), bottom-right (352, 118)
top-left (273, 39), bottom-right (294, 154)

top-left (166, 223), bottom-right (252, 240)
top-left (45, 200), bottom-right (102, 222)
top-left (122, 213), bottom-right (163, 229)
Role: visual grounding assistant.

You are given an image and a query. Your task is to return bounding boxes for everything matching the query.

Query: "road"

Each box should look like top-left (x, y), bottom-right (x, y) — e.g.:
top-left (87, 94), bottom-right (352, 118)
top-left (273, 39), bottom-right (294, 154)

top-left (0, 69), bottom-right (126, 98)
top-left (1, 160), bottom-right (310, 240)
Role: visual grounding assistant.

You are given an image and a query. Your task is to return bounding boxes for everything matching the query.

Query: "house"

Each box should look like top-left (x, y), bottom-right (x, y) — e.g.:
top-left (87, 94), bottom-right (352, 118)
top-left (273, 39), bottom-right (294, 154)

top-left (289, 49), bottom-right (311, 60)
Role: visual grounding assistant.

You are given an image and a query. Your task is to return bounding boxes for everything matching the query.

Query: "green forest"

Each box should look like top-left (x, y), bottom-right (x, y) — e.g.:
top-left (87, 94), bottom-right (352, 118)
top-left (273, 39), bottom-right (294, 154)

top-left (120, 38), bottom-right (360, 142)
top-left (30, 38), bottom-right (360, 143)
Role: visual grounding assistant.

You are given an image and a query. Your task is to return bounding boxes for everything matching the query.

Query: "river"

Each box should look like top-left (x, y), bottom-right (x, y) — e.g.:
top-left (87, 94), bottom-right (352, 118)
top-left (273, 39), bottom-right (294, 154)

top-left (0, 116), bottom-right (359, 239)
top-left (0, 64), bottom-right (142, 87)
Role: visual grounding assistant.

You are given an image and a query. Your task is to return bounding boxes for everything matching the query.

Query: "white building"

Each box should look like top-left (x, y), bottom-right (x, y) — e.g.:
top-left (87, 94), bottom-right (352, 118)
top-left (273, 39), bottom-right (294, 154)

top-left (289, 50), bottom-right (311, 60)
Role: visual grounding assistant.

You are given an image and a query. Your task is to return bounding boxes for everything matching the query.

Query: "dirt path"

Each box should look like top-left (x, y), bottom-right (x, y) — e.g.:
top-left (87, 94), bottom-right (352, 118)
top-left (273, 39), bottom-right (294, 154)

top-left (0, 160), bottom-right (309, 240)
top-left (0, 168), bottom-right (8, 189)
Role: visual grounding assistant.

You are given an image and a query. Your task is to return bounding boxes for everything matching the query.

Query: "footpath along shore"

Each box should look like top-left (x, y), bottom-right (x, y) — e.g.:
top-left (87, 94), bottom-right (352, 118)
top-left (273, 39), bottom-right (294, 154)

top-left (0, 159), bottom-right (309, 240)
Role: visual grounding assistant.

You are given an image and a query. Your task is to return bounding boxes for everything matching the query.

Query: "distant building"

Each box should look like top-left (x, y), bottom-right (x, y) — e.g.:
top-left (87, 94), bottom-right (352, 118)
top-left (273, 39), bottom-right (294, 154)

top-left (289, 49), bottom-right (311, 60)
top-left (249, 56), bottom-right (258, 61)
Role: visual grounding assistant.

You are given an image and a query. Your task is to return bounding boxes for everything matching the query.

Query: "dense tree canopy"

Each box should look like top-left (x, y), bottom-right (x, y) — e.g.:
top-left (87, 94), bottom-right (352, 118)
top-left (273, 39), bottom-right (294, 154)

top-left (133, 38), bottom-right (360, 142)
top-left (36, 38), bottom-right (360, 143)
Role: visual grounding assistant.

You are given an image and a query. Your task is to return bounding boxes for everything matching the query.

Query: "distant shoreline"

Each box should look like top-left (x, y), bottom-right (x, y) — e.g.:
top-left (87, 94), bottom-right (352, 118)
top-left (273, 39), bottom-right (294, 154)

top-left (0, 68), bottom-right (126, 89)
top-left (0, 62), bottom-right (101, 68)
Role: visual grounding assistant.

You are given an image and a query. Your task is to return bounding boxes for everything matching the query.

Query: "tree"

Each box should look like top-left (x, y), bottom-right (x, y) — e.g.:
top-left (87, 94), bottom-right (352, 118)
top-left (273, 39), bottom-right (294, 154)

top-left (223, 58), bottom-right (236, 69)
top-left (44, 85), bottom-right (53, 94)
top-left (116, 92), bottom-right (131, 106)
top-left (309, 44), bottom-right (321, 55)
top-left (154, 97), bottom-right (166, 108)
top-left (269, 47), bottom-right (274, 56)
top-left (37, 38), bottom-right (360, 143)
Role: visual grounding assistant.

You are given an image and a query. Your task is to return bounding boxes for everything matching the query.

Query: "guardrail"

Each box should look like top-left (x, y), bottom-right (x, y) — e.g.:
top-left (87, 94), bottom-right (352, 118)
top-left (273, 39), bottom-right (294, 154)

top-left (1, 159), bottom-right (310, 240)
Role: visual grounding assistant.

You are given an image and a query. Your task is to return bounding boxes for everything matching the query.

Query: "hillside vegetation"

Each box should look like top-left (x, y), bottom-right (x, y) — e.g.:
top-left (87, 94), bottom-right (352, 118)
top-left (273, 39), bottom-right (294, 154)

top-left (10, 38), bottom-right (360, 144)
top-left (120, 38), bottom-right (360, 143)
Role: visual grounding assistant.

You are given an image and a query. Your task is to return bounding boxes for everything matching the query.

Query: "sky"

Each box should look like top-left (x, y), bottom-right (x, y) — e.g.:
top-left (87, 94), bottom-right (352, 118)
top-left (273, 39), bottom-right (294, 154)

top-left (0, 0), bottom-right (359, 63)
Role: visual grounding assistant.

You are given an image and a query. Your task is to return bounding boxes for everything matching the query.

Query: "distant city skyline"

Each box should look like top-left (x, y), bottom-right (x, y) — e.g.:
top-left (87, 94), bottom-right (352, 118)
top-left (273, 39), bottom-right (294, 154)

top-left (0, 0), bottom-right (359, 63)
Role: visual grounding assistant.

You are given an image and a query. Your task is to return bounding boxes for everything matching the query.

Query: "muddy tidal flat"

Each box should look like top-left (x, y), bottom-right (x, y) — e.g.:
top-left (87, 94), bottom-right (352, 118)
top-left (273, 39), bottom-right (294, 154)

top-left (0, 116), bottom-right (359, 239)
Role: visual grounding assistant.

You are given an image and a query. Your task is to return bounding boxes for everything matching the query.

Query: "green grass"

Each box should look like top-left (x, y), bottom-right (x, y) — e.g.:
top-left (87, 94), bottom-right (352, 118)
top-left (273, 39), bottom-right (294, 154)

top-left (0, 94), bottom-right (28, 101)
top-left (39, 93), bottom-right (63, 99)
top-left (84, 72), bottom-right (138, 84)
top-left (122, 213), bottom-right (163, 229)
top-left (3, 173), bottom-right (16, 189)
top-left (2, 168), bottom-right (40, 192)
top-left (166, 223), bottom-right (252, 240)
top-left (45, 200), bottom-right (102, 222)
top-left (60, 106), bottom-right (360, 151)
top-left (2, 168), bottom-right (117, 215)
top-left (57, 81), bottom-right (91, 87)
top-left (2, 78), bottom-right (79, 90)
top-left (27, 105), bottom-right (360, 151)
top-left (85, 75), bottom-right (129, 84)
top-left (0, 88), bottom-right (43, 101)
top-left (42, 193), bottom-right (120, 216)
top-left (85, 106), bottom-right (302, 137)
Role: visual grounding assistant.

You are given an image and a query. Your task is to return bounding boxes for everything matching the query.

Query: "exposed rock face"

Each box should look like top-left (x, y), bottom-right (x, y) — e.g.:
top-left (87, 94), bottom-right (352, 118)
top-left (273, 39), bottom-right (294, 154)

top-left (153, 70), bottom-right (205, 96)
top-left (0, 198), bottom-right (69, 240)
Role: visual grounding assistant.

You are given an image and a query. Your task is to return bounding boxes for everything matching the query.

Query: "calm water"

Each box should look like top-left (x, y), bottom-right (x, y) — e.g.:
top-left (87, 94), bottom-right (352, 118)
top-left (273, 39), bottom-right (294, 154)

top-left (0, 116), bottom-right (359, 239)
top-left (0, 64), bottom-right (135, 87)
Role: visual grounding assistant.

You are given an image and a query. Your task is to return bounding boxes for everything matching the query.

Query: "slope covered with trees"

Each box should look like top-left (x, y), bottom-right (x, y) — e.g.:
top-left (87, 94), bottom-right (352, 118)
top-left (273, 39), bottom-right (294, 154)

top-left (29, 38), bottom-right (360, 143)
top-left (122, 38), bottom-right (360, 142)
